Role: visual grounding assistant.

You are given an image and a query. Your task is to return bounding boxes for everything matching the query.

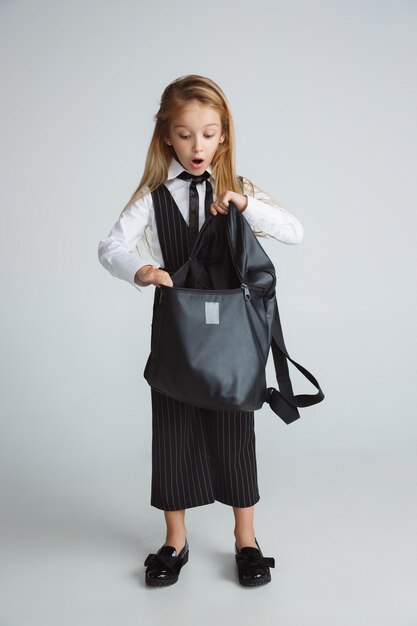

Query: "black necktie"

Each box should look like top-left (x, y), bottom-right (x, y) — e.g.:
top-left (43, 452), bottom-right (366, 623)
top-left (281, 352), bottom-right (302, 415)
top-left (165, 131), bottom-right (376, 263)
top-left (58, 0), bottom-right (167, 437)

top-left (176, 170), bottom-right (214, 253)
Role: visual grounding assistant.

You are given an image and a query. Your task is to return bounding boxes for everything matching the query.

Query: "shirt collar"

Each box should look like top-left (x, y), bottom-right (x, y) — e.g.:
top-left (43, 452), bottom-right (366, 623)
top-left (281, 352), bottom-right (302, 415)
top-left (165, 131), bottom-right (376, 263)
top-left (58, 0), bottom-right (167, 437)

top-left (167, 156), bottom-right (213, 181)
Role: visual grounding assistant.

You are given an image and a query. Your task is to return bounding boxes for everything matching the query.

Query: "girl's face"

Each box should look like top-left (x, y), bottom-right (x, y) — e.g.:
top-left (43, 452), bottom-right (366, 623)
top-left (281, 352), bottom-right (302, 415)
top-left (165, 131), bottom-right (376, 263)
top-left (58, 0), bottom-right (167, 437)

top-left (165, 100), bottom-right (225, 174)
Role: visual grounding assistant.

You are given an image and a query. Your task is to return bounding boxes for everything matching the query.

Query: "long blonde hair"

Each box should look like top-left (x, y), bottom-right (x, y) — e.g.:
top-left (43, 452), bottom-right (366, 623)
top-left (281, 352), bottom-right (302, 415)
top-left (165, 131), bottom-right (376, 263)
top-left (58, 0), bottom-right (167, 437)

top-left (120, 74), bottom-right (262, 259)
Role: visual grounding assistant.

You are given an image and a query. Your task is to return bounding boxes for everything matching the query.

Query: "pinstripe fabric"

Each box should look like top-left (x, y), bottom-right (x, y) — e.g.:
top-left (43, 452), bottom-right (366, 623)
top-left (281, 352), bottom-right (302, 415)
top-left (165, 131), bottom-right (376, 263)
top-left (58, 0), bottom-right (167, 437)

top-left (149, 182), bottom-right (260, 511)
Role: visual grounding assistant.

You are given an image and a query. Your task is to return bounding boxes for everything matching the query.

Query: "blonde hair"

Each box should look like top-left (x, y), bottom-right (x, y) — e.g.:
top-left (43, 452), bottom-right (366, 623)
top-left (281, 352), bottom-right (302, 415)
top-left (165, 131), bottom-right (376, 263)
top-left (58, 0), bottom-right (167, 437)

top-left (120, 74), bottom-right (263, 259)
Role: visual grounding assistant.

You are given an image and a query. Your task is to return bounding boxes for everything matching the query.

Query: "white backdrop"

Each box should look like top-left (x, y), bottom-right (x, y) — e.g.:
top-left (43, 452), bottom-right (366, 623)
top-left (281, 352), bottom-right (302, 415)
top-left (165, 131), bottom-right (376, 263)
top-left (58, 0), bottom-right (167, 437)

top-left (1, 0), bottom-right (416, 624)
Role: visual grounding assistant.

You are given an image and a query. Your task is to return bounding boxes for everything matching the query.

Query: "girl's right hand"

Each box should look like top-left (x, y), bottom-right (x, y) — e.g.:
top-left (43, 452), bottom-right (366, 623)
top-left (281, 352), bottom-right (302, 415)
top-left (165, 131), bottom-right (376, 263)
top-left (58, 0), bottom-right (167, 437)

top-left (134, 265), bottom-right (173, 288)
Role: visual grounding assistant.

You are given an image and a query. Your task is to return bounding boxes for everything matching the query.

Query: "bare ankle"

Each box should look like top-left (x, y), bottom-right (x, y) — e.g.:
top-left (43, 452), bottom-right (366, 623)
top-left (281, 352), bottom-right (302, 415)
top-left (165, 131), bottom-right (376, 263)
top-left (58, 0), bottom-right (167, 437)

top-left (234, 527), bottom-right (257, 550)
top-left (164, 529), bottom-right (187, 554)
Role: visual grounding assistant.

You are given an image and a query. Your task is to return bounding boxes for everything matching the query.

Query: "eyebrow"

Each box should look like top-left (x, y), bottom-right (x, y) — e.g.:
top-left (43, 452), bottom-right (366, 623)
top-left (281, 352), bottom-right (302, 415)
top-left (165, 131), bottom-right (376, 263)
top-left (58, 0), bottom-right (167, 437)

top-left (173, 123), bottom-right (219, 129)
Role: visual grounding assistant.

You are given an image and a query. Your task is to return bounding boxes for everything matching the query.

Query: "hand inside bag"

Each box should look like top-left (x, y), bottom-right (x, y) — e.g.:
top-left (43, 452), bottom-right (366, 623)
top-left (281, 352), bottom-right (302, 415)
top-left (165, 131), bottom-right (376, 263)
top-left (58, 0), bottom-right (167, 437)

top-left (135, 265), bottom-right (173, 288)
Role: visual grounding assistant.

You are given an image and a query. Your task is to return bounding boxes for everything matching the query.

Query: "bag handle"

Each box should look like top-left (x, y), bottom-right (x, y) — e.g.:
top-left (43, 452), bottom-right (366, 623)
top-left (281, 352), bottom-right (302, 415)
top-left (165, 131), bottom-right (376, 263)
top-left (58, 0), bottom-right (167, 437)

top-left (266, 298), bottom-right (325, 424)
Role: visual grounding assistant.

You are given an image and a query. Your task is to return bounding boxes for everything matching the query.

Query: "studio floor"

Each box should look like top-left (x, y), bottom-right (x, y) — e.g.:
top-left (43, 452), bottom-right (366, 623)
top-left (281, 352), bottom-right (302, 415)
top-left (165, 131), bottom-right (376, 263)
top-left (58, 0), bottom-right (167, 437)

top-left (1, 447), bottom-right (416, 626)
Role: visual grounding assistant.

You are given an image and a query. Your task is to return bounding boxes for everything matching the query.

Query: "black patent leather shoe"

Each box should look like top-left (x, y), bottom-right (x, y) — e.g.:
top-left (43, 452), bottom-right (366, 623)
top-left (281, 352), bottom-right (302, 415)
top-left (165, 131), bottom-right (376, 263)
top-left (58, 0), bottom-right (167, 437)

top-left (235, 537), bottom-right (275, 586)
top-left (144, 538), bottom-right (189, 586)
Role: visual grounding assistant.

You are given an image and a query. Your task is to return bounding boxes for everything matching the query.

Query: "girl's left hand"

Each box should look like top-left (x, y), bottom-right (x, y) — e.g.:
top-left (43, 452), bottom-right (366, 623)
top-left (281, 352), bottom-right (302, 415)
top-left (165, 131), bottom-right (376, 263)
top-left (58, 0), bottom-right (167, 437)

top-left (210, 191), bottom-right (248, 216)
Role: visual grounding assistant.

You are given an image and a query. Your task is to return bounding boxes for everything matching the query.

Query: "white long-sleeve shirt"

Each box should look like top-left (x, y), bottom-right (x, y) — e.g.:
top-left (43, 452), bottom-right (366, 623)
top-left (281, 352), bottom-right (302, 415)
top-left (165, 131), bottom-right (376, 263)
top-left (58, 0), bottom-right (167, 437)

top-left (98, 156), bottom-right (304, 292)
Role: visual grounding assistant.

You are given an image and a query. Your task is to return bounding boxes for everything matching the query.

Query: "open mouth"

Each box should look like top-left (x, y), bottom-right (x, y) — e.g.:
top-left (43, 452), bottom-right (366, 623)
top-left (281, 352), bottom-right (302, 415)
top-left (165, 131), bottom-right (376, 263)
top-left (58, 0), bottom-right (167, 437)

top-left (192, 158), bottom-right (204, 165)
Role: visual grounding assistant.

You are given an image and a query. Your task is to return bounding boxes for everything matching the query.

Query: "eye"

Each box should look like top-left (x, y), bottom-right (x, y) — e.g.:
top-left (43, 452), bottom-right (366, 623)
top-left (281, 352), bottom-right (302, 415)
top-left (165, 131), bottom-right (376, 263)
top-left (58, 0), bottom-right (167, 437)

top-left (179, 135), bottom-right (216, 140)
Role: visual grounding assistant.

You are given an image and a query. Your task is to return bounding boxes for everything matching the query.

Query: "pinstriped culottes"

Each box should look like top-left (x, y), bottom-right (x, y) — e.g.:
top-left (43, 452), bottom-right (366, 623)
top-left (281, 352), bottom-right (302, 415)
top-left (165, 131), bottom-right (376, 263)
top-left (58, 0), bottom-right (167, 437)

top-left (150, 388), bottom-right (260, 510)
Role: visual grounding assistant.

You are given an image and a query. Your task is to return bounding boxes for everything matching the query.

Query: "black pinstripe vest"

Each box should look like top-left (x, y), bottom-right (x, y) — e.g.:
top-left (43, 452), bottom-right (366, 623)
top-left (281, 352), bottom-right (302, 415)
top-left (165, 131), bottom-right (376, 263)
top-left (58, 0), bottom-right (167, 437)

top-left (151, 183), bottom-right (210, 275)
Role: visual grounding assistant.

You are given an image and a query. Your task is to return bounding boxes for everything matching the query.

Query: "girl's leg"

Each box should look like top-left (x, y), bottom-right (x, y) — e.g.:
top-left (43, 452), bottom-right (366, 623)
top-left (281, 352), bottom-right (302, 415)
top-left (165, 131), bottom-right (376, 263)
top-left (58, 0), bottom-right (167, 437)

top-left (233, 504), bottom-right (258, 550)
top-left (163, 509), bottom-right (187, 554)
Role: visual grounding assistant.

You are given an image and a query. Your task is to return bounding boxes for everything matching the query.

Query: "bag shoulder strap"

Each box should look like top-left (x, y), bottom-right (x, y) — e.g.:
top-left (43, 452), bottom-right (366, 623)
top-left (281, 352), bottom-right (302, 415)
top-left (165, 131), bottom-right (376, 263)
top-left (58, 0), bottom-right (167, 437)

top-left (226, 200), bottom-right (325, 424)
top-left (266, 298), bottom-right (325, 424)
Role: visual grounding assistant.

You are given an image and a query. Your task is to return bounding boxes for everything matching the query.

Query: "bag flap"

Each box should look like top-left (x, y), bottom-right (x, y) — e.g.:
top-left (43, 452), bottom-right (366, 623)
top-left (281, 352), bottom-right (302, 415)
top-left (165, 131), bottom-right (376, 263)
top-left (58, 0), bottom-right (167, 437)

top-left (172, 202), bottom-right (276, 295)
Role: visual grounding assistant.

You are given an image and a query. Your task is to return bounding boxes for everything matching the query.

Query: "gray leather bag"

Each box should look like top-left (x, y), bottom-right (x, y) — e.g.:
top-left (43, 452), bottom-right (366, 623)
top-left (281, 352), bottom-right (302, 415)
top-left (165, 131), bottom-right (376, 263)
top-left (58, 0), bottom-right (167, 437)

top-left (143, 202), bottom-right (324, 424)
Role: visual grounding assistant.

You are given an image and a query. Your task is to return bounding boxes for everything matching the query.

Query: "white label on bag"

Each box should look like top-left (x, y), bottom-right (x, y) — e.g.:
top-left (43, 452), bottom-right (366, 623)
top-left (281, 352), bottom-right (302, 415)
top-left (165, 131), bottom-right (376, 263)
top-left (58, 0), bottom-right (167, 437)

top-left (205, 302), bottom-right (219, 324)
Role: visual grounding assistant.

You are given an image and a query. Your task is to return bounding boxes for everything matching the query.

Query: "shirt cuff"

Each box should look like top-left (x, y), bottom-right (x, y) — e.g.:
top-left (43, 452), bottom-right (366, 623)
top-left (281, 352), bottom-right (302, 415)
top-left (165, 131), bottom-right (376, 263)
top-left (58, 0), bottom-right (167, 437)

top-left (98, 237), bottom-right (161, 292)
top-left (242, 195), bottom-right (263, 222)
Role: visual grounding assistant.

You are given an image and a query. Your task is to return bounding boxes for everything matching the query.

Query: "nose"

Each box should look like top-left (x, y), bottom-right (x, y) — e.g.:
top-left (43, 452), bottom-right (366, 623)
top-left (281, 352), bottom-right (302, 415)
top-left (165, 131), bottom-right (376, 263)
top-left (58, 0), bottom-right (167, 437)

top-left (192, 137), bottom-right (203, 152)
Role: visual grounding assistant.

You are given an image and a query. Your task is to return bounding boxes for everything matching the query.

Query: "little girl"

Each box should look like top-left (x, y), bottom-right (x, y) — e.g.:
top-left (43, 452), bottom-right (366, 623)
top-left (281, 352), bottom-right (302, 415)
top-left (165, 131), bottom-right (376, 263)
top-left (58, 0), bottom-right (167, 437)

top-left (98, 74), bottom-right (304, 588)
